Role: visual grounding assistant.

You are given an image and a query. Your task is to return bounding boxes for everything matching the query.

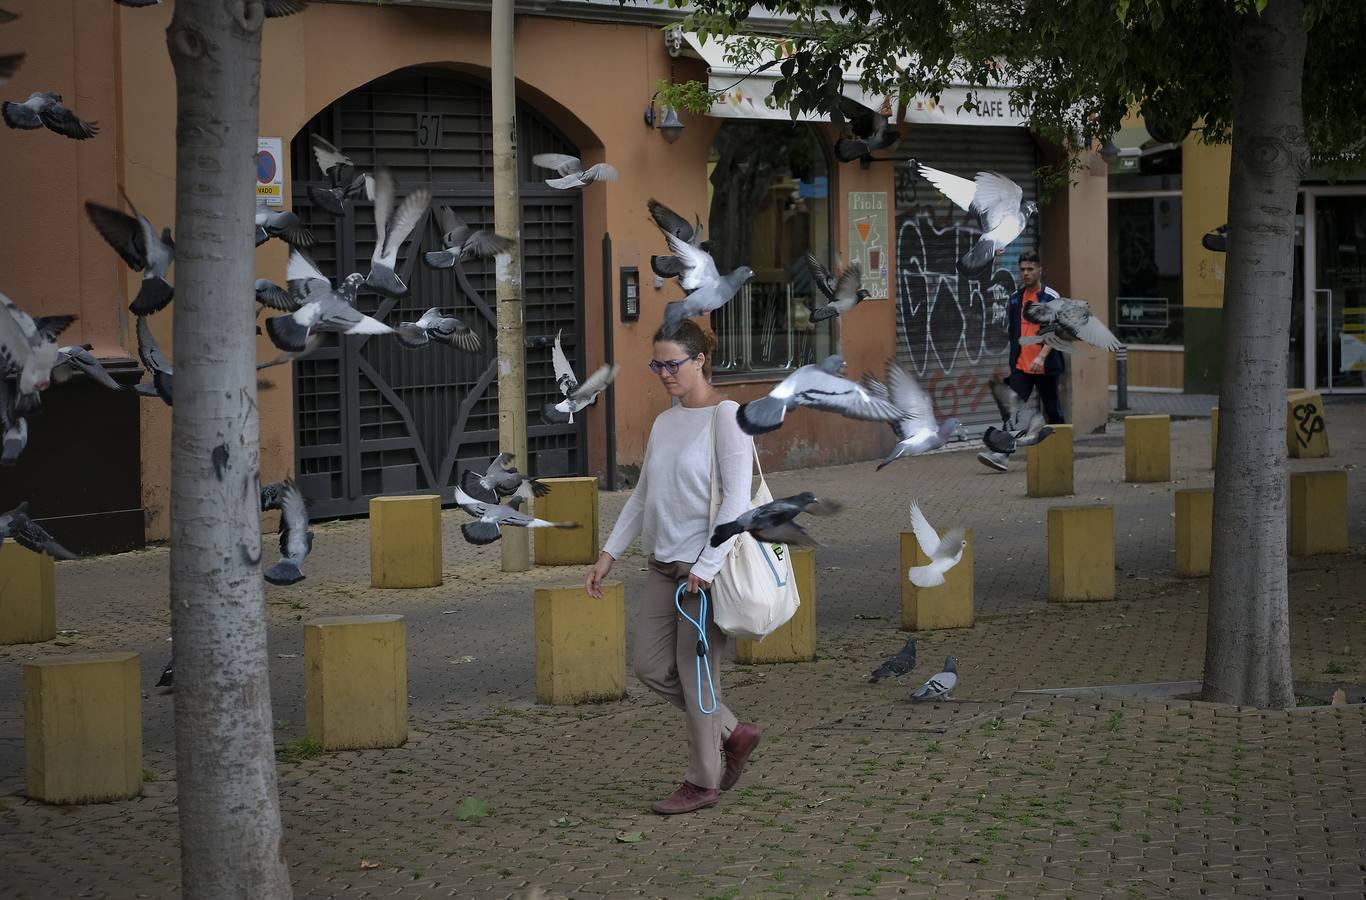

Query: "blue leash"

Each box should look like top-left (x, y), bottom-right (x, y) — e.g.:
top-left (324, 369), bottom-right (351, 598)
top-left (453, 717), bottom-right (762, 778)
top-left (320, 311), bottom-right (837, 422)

top-left (675, 581), bottom-right (718, 715)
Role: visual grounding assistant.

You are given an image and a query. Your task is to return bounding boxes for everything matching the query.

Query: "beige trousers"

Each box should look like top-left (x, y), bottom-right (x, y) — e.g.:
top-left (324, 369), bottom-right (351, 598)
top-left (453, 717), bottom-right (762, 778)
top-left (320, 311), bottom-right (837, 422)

top-left (635, 557), bottom-right (740, 790)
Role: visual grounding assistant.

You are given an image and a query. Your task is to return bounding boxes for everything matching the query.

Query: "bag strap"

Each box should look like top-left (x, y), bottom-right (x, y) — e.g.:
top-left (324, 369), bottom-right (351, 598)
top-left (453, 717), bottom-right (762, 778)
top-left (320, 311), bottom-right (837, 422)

top-left (707, 403), bottom-right (762, 526)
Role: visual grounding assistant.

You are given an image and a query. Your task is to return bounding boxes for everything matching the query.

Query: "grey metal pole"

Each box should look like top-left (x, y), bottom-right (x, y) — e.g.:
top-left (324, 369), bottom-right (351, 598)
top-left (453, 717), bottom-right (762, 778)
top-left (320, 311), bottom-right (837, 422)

top-left (1115, 345), bottom-right (1130, 411)
top-left (493, 0), bottom-right (529, 572)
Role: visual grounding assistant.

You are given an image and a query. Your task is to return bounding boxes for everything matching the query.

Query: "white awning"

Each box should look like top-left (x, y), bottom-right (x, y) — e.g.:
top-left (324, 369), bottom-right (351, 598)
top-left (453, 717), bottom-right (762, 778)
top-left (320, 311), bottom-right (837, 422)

top-left (682, 32), bottom-right (1026, 127)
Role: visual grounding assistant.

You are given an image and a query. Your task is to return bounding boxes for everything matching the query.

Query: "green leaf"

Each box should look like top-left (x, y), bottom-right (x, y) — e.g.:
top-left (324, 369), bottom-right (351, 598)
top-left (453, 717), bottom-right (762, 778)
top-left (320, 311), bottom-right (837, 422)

top-left (1116, 0), bottom-right (1130, 21)
top-left (615, 830), bottom-right (645, 843)
top-left (1256, 0), bottom-right (1269, 11)
top-left (454, 797), bottom-right (489, 822)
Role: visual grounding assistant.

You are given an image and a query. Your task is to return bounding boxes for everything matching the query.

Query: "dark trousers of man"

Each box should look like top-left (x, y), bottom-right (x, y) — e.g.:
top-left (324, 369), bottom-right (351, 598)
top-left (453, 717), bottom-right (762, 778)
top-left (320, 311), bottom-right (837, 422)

top-left (1006, 370), bottom-right (1065, 424)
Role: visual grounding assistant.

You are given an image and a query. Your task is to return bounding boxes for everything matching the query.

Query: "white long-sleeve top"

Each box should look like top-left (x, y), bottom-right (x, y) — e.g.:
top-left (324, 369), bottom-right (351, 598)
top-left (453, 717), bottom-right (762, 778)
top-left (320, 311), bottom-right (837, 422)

top-left (601, 400), bottom-right (755, 582)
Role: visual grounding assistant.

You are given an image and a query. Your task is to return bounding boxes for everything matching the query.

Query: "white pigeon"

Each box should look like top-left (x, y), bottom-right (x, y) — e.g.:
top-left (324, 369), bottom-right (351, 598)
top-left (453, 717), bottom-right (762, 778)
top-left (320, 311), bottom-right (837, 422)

top-left (864, 361), bottom-right (964, 469)
top-left (2, 91), bottom-right (97, 139)
top-left (84, 197), bottom-right (176, 316)
top-left (657, 231), bottom-right (754, 337)
top-left (542, 329), bottom-right (618, 425)
top-left (268, 251), bottom-right (392, 353)
top-left (906, 501), bottom-right (966, 588)
top-left (395, 308), bottom-right (481, 352)
top-left (365, 168), bottom-right (430, 298)
top-left (263, 478), bottom-right (312, 586)
top-left (918, 164), bottom-right (1036, 275)
top-left (736, 355), bottom-right (902, 436)
top-left (910, 656), bottom-right (959, 702)
top-left (422, 207), bottom-right (513, 269)
top-left (453, 486), bottom-right (577, 546)
top-left (0, 291), bottom-right (75, 413)
top-left (1021, 297), bottom-right (1123, 353)
top-left (532, 153), bottom-right (618, 190)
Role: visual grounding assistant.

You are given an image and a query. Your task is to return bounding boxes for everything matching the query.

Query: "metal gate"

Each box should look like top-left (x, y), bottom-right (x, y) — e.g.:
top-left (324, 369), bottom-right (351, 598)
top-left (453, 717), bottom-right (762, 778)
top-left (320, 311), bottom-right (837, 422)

top-left (892, 126), bottom-right (1039, 434)
top-left (287, 67), bottom-right (585, 518)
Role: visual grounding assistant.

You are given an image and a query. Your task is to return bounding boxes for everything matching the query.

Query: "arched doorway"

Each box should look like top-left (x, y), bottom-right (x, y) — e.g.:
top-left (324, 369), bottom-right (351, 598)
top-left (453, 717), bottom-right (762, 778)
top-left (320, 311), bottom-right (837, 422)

top-left (288, 66), bottom-right (586, 518)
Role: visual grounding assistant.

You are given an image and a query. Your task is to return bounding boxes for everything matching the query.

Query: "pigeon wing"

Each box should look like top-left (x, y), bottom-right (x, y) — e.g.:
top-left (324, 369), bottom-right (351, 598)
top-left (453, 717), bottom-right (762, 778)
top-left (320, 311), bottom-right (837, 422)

top-left (805, 253), bottom-right (837, 301)
top-left (750, 520), bottom-right (817, 546)
top-left (971, 172), bottom-right (1025, 232)
top-left (135, 316), bottom-right (172, 376)
top-left (454, 485), bottom-right (493, 517)
top-left (793, 369), bottom-right (903, 423)
top-left (15, 515), bottom-right (77, 560)
top-left (550, 330), bottom-right (577, 396)
top-left (278, 479), bottom-right (311, 562)
top-left (908, 500), bottom-right (942, 558)
top-left (0, 294), bottom-right (33, 371)
top-left (379, 187), bottom-right (430, 264)
top-left (1059, 300), bottom-right (1123, 351)
top-left (285, 250), bottom-right (332, 306)
top-left (310, 134), bottom-right (352, 178)
top-left (583, 163), bottom-right (618, 183)
top-left (833, 261), bottom-right (863, 302)
top-left (664, 231), bottom-right (722, 292)
top-left (370, 168), bottom-right (396, 266)
top-left (59, 346), bottom-right (121, 390)
top-left (884, 361), bottom-right (936, 429)
top-left (84, 202), bottom-right (148, 271)
top-left (918, 164), bottom-right (979, 213)
top-left (989, 377), bottom-right (1024, 425)
top-left (647, 199), bottom-right (694, 242)
top-left (40, 102), bottom-right (97, 139)
top-left (255, 279), bottom-right (297, 312)
top-left (532, 153), bottom-right (582, 176)
top-left (568, 363), bottom-right (618, 402)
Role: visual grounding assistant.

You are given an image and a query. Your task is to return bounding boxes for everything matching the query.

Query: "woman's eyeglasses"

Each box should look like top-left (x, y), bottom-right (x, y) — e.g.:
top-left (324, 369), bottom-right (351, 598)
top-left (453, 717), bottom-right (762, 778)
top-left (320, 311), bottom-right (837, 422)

top-left (647, 355), bottom-right (697, 375)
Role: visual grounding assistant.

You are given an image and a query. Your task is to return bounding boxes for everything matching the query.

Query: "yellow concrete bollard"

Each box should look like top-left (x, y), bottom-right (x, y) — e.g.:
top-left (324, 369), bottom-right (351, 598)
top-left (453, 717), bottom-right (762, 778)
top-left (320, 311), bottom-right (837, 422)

top-left (1290, 470), bottom-right (1349, 556)
top-left (900, 529), bottom-right (974, 631)
top-left (736, 547), bottom-right (817, 663)
top-left (369, 495), bottom-right (442, 588)
top-left (305, 615), bottom-right (407, 750)
top-left (24, 652), bottom-right (141, 804)
top-left (1048, 505), bottom-right (1115, 602)
top-left (0, 543), bottom-right (57, 645)
top-left (1175, 488), bottom-right (1214, 577)
top-left (532, 476), bottom-right (599, 566)
top-left (1124, 415), bottom-right (1171, 483)
top-left (1027, 424), bottom-right (1074, 498)
top-left (1285, 390), bottom-right (1330, 458)
top-left (535, 581), bottom-right (626, 704)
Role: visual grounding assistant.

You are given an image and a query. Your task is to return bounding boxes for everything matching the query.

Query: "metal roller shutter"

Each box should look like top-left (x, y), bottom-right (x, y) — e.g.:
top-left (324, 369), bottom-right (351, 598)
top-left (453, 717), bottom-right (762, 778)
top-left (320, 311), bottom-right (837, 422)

top-left (891, 126), bottom-right (1039, 435)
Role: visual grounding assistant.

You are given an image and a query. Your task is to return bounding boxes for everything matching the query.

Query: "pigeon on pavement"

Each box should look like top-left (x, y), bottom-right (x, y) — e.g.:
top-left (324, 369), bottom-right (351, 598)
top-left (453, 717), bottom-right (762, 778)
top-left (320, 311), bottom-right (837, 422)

top-left (460, 453), bottom-right (549, 503)
top-left (657, 234), bottom-right (754, 337)
top-left (268, 251), bottom-right (392, 353)
top-left (532, 153), bottom-right (618, 190)
top-left (646, 199), bottom-right (706, 283)
top-left (1021, 297), bottom-right (1123, 353)
top-left (0, 292), bottom-right (75, 413)
top-left (395, 308), bottom-right (481, 351)
top-left (863, 360), bottom-right (964, 469)
top-left (453, 486), bottom-right (577, 545)
top-left (542, 329), bottom-right (618, 425)
top-left (805, 254), bottom-right (871, 321)
top-left (254, 200), bottom-right (315, 248)
top-left (0, 378), bottom-right (26, 464)
top-left (834, 95), bottom-right (900, 162)
top-left (709, 491), bottom-right (842, 548)
top-left (910, 656), bottom-right (958, 702)
top-left (3, 91), bottom-right (97, 139)
top-left (85, 197), bottom-right (175, 315)
top-left (365, 168), bottom-right (430, 298)
top-left (981, 376), bottom-right (1053, 454)
top-left (0, 502), bottom-right (77, 559)
top-left (132, 316), bottom-right (173, 406)
top-left (736, 355), bottom-right (902, 436)
top-left (52, 344), bottom-right (121, 391)
top-left (868, 638), bottom-right (917, 683)
top-left (918, 164), bottom-right (1035, 275)
top-left (422, 207), bottom-right (513, 269)
top-left (307, 134), bottom-right (374, 215)
top-left (263, 478), bottom-right (312, 586)
top-left (906, 501), bottom-right (966, 588)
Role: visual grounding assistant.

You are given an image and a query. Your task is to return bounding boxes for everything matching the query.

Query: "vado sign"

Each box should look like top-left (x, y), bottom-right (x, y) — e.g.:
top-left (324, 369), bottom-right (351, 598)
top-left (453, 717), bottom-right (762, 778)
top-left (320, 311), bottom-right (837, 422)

top-left (256, 137), bottom-right (284, 207)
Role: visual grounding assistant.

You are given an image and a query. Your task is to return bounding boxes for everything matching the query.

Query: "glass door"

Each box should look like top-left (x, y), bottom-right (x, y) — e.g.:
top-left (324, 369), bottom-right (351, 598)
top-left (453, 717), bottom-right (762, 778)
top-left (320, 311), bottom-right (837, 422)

top-left (1312, 193), bottom-right (1366, 391)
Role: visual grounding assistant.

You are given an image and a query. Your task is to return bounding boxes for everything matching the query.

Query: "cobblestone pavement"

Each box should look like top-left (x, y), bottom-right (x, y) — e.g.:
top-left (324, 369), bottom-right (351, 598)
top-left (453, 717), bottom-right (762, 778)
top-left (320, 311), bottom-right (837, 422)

top-left (1, 407), bottom-right (1364, 898)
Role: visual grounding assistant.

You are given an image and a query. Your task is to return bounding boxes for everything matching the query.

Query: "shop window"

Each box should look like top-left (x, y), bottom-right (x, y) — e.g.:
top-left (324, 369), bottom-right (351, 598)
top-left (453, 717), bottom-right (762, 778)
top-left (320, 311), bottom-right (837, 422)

top-left (1108, 193), bottom-right (1183, 345)
top-left (706, 122), bottom-right (836, 377)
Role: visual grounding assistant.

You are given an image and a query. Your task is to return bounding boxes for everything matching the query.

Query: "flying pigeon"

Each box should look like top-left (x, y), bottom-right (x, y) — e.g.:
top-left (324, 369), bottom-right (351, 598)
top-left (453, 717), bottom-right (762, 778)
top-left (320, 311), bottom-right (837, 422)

top-left (863, 360), bottom-right (964, 469)
top-left (709, 491), bottom-right (842, 548)
top-left (981, 377), bottom-right (1053, 454)
top-left (267, 251), bottom-right (391, 353)
top-left (155, 656), bottom-right (173, 689)
top-left (834, 95), bottom-right (900, 162)
top-left (736, 355), bottom-right (902, 436)
top-left (910, 656), bottom-right (958, 702)
top-left (541, 329), bottom-right (618, 425)
top-left (1021, 298), bottom-right (1123, 353)
top-left (260, 480), bottom-right (285, 511)
top-left (2, 91), bottom-right (97, 139)
top-left (307, 134), bottom-right (374, 215)
top-left (0, 502), bottom-right (77, 559)
top-left (395, 308), bottom-right (481, 351)
top-left (254, 200), bottom-right (315, 248)
top-left (115, 0), bottom-right (307, 15)
top-left (459, 453), bottom-right (549, 504)
top-left (1202, 224), bottom-right (1228, 253)
top-left (254, 279), bottom-right (297, 312)
top-left (906, 501), bottom-right (966, 588)
top-left (0, 54), bottom-right (21, 87)
top-left (0, 292), bottom-right (76, 413)
top-left (84, 197), bottom-right (175, 316)
top-left (263, 478), bottom-right (312, 586)
top-left (422, 207), bottom-right (513, 269)
top-left (646, 199), bottom-right (706, 282)
top-left (0, 378), bottom-right (26, 464)
top-left (804, 254), bottom-right (871, 321)
top-left (531, 153), bottom-right (618, 190)
top-left (453, 485), bottom-right (576, 545)
top-left (868, 638), bottom-right (917, 684)
top-left (918, 164), bottom-right (1036, 275)
top-left (656, 233), bottom-right (754, 337)
top-left (131, 316), bottom-right (174, 405)
top-left (365, 169), bottom-right (429, 298)
top-left (52, 344), bottom-right (122, 391)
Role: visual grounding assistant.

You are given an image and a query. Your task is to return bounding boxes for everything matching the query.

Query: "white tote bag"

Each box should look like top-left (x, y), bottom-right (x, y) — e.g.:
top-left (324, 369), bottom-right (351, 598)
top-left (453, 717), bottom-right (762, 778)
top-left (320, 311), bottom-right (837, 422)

top-left (704, 407), bottom-right (801, 641)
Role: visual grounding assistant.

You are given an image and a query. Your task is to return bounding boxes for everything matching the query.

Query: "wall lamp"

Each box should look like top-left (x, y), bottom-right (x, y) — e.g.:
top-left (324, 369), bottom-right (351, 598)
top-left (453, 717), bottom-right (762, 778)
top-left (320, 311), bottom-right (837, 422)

top-left (644, 90), bottom-right (685, 144)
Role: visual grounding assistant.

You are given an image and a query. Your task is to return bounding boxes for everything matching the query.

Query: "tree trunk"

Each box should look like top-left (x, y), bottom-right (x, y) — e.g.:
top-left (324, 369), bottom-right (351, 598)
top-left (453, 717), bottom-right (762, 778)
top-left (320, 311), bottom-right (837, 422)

top-left (1203, 0), bottom-right (1307, 708)
top-left (166, 2), bottom-right (292, 895)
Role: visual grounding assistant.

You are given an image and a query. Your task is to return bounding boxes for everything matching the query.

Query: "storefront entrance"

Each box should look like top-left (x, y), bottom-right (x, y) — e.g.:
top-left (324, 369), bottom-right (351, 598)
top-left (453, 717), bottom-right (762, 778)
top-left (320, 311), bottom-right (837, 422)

top-left (1303, 189), bottom-right (1366, 393)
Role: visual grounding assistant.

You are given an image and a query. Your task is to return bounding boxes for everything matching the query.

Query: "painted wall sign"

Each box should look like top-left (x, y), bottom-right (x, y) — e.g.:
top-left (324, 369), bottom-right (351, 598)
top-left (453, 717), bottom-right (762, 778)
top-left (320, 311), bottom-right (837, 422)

top-left (256, 137), bottom-right (284, 207)
top-left (848, 191), bottom-right (889, 300)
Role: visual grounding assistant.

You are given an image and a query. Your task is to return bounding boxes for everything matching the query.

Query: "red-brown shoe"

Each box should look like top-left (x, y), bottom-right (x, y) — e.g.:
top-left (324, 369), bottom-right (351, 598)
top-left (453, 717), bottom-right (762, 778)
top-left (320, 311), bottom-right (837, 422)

top-left (720, 722), bottom-right (761, 791)
top-left (650, 781), bottom-right (720, 815)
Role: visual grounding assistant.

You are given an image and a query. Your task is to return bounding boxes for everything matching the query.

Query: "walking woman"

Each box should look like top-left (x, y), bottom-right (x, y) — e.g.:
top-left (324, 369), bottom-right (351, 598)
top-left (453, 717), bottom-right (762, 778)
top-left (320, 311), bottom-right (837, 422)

top-left (585, 320), bottom-right (762, 815)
